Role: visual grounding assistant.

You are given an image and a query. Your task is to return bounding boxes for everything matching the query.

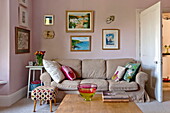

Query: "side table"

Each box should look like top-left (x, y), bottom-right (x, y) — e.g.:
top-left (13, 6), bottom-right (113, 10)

top-left (26, 66), bottom-right (44, 98)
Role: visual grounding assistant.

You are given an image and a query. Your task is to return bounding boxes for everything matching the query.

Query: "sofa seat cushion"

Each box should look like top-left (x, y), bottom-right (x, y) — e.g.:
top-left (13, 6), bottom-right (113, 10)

top-left (80, 79), bottom-right (108, 91)
top-left (108, 80), bottom-right (138, 91)
top-left (51, 80), bottom-right (81, 91)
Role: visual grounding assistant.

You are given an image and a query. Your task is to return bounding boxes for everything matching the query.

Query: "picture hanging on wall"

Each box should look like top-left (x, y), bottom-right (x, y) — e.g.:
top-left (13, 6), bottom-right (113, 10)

top-left (102, 29), bottom-right (120, 50)
top-left (15, 27), bottom-right (30, 54)
top-left (18, 0), bottom-right (28, 7)
top-left (70, 35), bottom-right (91, 51)
top-left (66, 10), bottom-right (94, 32)
top-left (19, 5), bottom-right (28, 27)
top-left (44, 15), bottom-right (54, 25)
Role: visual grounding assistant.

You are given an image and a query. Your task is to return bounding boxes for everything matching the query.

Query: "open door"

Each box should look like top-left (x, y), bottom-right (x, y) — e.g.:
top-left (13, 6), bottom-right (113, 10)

top-left (139, 1), bottom-right (162, 102)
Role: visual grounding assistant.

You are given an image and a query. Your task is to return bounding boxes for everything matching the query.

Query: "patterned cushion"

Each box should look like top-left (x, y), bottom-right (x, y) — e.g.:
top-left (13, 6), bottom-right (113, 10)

top-left (61, 66), bottom-right (76, 80)
top-left (43, 59), bottom-right (65, 83)
top-left (111, 66), bottom-right (126, 81)
top-left (123, 63), bottom-right (141, 82)
top-left (31, 86), bottom-right (57, 101)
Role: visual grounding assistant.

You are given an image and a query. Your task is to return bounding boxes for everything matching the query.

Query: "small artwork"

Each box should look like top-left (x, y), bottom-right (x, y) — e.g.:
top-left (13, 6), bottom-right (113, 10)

top-left (18, 0), bottom-right (28, 7)
top-left (70, 36), bottom-right (91, 51)
top-left (15, 27), bottom-right (30, 54)
top-left (19, 5), bottom-right (28, 27)
top-left (102, 29), bottom-right (120, 50)
top-left (66, 11), bottom-right (94, 32)
top-left (44, 15), bottom-right (54, 25)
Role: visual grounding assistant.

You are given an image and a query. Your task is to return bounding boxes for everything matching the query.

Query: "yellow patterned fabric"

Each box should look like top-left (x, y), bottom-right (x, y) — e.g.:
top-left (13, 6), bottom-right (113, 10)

top-left (31, 86), bottom-right (57, 101)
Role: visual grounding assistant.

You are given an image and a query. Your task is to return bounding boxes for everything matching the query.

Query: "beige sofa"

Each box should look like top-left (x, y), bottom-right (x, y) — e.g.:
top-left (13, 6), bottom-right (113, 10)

top-left (40, 58), bottom-right (150, 102)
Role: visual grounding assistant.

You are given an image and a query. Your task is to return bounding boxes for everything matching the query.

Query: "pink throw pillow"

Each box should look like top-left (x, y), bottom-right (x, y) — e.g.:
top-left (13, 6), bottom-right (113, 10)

top-left (61, 66), bottom-right (76, 80)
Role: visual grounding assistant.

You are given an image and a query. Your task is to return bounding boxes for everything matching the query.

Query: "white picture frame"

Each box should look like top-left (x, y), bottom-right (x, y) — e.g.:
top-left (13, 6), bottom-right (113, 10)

top-left (19, 5), bottom-right (28, 28)
top-left (18, 0), bottom-right (28, 7)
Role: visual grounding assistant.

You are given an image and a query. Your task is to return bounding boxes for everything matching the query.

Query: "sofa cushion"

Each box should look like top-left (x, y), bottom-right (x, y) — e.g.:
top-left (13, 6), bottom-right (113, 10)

top-left (53, 59), bottom-right (82, 78)
top-left (82, 59), bottom-right (106, 79)
top-left (80, 79), bottom-right (108, 91)
top-left (61, 66), bottom-right (76, 81)
top-left (106, 58), bottom-right (135, 79)
top-left (51, 80), bottom-right (81, 91)
top-left (112, 66), bottom-right (126, 81)
top-left (108, 80), bottom-right (138, 91)
top-left (43, 59), bottom-right (65, 83)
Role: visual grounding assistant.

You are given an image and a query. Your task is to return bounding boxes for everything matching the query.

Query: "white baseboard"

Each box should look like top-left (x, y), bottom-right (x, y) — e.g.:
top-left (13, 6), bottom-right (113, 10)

top-left (0, 86), bottom-right (27, 107)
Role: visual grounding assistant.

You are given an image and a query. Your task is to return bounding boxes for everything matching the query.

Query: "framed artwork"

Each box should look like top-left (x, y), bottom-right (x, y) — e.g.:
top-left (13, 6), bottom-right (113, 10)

top-left (19, 5), bottom-right (28, 27)
top-left (70, 36), bottom-right (91, 51)
top-left (102, 29), bottom-right (120, 50)
top-left (18, 0), bottom-right (28, 7)
top-left (44, 15), bottom-right (54, 25)
top-left (66, 10), bottom-right (94, 32)
top-left (15, 27), bottom-right (30, 54)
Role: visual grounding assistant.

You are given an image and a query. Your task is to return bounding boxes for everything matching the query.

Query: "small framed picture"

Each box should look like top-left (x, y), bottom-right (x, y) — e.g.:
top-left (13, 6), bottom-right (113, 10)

top-left (19, 5), bottom-right (28, 27)
top-left (70, 36), bottom-right (91, 51)
top-left (18, 0), bottom-right (28, 7)
top-left (66, 10), bottom-right (94, 32)
top-left (102, 29), bottom-right (120, 50)
top-left (44, 15), bottom-right (54, 25)
top-left (15, 27), bottom-right (30, 54)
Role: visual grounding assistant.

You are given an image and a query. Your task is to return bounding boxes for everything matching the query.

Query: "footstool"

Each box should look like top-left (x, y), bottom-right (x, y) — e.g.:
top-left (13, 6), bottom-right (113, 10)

top-left (31, 86), bottom-right (58, 112)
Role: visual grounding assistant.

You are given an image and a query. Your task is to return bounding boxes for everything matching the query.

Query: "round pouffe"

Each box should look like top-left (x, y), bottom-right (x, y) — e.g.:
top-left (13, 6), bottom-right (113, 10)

top-left (31, 86), bottom-right (58, 112)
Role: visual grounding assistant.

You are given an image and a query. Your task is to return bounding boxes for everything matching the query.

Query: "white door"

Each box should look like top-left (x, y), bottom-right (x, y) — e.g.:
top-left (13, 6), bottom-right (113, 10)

top-left (139, 2), bottom-right (162, 102)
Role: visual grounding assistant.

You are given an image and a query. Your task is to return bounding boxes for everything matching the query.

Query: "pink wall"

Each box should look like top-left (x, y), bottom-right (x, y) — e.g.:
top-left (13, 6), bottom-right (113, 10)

top-left (0, 0), bottom-right (10, 95)
top-left (0, 0), bottom-right (33, 95)
top-left (32, 0), bottom-right (170, 60)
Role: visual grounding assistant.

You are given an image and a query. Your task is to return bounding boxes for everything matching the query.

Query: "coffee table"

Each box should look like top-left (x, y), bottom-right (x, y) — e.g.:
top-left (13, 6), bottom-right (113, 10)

top-left (56, 94), bottom-right (142, 113)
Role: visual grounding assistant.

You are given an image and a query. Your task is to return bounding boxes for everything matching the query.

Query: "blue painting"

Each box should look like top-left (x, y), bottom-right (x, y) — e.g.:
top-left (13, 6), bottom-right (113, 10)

top-left (71, 36), bottom-right (91, 51)
top-left (106, 33), bottom-right (114, 45)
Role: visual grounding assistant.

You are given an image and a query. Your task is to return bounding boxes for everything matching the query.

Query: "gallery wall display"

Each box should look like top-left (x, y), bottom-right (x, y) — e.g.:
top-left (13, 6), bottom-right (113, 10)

top-left (70, 35), bottom-right (91, 51)
top-left (19, 5), bottom-right (28, 27)
top-left (66, 10), bottom-right (94, 32)
top-left (44, 15), bottom-right (54, 25)
top-left (102, 29), bottom-right (120, 50)
top-left (15, 27), bottom-right (30, 54)
top-left (18, 0), bottom-right (28, 7)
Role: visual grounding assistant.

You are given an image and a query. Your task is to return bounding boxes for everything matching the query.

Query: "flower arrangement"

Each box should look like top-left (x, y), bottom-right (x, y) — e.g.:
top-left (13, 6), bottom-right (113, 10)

top-left (34, 51), bottom-right (46, 66)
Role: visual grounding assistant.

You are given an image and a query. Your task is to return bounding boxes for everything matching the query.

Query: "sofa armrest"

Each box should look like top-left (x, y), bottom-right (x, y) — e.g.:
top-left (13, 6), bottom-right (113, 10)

top-left (135, 71), bottom-right (148, 88)
top-left (40, 72), bottom-right (51, 86)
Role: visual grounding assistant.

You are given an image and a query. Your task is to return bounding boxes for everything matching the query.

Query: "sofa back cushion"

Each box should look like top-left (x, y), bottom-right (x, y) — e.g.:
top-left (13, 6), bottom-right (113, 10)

top-left (106, 58), bottom-right (135, 79)
top-left (82, 59), bottom-right (106, 79)
top-left (53, 59), bottom-right (82, 78)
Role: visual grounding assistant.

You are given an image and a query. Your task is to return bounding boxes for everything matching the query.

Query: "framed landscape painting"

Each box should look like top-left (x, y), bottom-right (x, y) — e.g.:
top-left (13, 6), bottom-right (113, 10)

top-left (15, 27), bottom-right (30, 54)
top-left (70, 36), bottom-right (91, 51)
top-left (66, 11), bottom-right (94, 32)
top-left (102, 29), bottom-right (120, 50)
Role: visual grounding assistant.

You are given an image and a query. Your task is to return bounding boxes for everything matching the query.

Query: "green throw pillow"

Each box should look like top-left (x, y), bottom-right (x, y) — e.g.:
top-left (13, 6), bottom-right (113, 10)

top-left (123, 62), bottom-right (141, 82)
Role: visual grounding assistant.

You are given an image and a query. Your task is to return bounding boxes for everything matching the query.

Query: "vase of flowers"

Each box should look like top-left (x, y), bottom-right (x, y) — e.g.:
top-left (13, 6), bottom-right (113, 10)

top-left (34, 51), bottom-right (46, 66)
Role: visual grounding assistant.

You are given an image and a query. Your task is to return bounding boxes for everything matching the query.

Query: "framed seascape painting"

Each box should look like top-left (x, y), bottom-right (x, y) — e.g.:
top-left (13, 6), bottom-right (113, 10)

top-left (102, 29), bottom-right (120, 50)
top-left (19, 5), bottom-right (28, 27)
top-left (66, 11), bottom-right (94, 32)
top-left (15, 27), bottom-right (30, 54)
top-left (70, 36), bottom-right (91, 51)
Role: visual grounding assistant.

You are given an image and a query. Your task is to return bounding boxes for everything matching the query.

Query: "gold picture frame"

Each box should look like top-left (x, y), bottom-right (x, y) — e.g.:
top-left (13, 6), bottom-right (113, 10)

top-left (70, 35), bottom-right (91, 52)
top-left (66, 10), bottom-right (94, 32)
top-left (102, 29), bottom-right (120, 50)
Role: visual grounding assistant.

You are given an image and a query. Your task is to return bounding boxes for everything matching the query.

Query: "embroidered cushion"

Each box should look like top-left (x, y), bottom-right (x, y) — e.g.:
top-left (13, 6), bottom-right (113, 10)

top-left (43, 59), bottom-right (65, 83)
top-left (123, 63), bottom-right (141, 82)
top-left (111, 66), bottom-right (126, 81)
top-left (61, 66), bottom-right (76, 81)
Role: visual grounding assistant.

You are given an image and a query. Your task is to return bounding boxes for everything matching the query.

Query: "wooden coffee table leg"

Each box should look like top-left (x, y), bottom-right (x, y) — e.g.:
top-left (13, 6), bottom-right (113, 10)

top-left (40, 100), bottom-right (42, 106)
top-left (33, 100), bottom-right (37, 112)
top-left (50, 100), bottom-right (53, 112)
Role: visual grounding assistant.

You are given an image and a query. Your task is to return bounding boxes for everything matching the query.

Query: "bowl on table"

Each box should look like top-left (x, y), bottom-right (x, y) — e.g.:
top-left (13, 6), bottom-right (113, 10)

top-left (77, 83), bottom-right (97, 101)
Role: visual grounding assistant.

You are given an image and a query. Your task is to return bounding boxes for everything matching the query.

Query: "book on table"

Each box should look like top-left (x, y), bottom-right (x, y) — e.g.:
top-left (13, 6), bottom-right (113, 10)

top-left (102, 91), bottom-right (130, 103)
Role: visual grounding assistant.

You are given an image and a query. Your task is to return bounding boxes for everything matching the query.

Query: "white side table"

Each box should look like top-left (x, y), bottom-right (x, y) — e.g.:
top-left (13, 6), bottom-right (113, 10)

top-left (26, 66), bottom-right (44, 98)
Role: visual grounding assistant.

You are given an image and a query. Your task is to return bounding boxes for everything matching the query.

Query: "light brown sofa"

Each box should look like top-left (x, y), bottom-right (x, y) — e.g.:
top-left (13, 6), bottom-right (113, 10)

top-left (40, 58), bottom-right (150, 102)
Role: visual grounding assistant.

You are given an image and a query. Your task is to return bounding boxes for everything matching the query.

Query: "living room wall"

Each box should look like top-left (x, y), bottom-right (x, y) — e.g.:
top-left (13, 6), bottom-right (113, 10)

top-left (32, 0), bottom-right (166, 60)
